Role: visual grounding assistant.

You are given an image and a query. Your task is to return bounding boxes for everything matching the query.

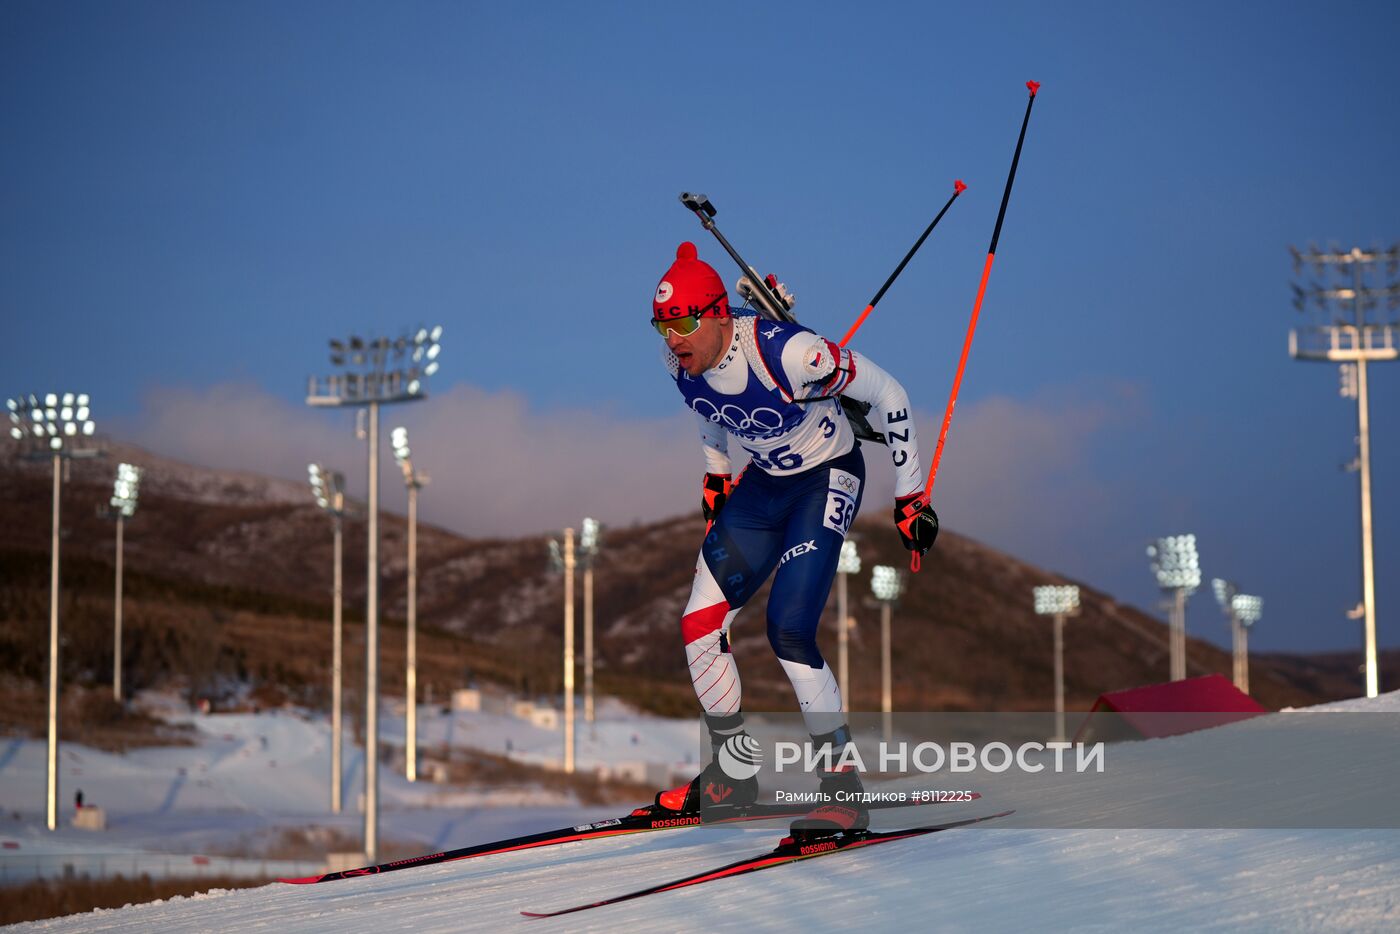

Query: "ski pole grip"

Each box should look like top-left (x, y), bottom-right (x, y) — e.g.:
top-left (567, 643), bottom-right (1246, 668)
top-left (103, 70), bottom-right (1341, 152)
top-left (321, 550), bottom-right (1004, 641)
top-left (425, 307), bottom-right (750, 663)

top-left (1026, 80), bottom-right (1041, 96)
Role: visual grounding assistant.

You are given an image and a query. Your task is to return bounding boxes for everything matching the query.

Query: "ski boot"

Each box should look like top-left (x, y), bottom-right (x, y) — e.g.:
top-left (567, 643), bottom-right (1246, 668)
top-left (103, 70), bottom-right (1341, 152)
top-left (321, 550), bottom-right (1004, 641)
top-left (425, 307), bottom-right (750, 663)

top-left (789, 727), bottom-right (869, 843)
top-left (655, 712), bottom-right (760, 817)
top-left (655, 757), bottom-right (759, 816)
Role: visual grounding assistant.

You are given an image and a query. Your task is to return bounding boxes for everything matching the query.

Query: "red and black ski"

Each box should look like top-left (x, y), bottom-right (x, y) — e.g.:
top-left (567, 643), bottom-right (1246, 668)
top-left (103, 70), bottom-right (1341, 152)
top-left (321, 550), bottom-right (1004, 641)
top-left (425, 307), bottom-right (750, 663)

top-left (521, 809), bottom-right (1014, 918)
top-left (278, 795), bottom-right (980, 885)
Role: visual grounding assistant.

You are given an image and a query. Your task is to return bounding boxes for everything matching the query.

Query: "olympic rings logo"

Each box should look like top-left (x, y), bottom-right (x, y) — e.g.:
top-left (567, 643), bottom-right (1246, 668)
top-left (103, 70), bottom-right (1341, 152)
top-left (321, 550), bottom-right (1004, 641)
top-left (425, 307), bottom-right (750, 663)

top-left (691, 399), bottom-right (787, 439)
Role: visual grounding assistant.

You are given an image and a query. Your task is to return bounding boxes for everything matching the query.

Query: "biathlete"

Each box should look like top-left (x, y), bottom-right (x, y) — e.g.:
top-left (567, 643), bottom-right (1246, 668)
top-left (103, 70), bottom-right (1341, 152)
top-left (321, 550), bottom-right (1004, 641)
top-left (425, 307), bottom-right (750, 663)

top-left (649, 241), bottom-right (939, 835)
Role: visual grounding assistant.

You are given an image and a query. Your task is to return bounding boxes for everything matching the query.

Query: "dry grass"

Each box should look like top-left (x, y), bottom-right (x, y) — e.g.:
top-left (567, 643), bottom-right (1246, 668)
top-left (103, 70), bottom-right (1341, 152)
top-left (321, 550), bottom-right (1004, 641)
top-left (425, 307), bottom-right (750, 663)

top-left (0, 874), bottom-right (269, 926)
top-left (0, 542), bottom-right (519, 738)
top-left (0, 679), bottom-right (195, 751)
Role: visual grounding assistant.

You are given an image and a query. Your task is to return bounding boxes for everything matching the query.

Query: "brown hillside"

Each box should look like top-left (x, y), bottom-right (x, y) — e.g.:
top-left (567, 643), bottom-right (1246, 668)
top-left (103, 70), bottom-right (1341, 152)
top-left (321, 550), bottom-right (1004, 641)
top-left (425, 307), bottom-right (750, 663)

top-left (0, 443), bottom-right (1389, 727)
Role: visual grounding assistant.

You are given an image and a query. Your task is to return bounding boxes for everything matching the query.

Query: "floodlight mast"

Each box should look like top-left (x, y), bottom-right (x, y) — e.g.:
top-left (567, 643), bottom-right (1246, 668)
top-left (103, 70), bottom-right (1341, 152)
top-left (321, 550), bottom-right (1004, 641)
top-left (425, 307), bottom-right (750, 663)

top-left (108, 463), bottom-right (143, 702)
top-left (1289, 244), bottom-right (1399, 699)
top-left (305, 326), bottom-right (443, 861)
top-left (390, 427), bottom-right (428, 783)
top-left (1212, 578), bottom-right (1245, 692)
top-left (6, 393), bottom-right (99, 831)
top-left (1147, 535), bottom-right (1201, 681)
top-left (1232, 594), bottom-right (1262, 694)
top-left (563, 527), bottom-right (577, 773)
top-left (309, 464), bottom-right (346, 813)
top-left (835, 540), bottom-right (861, 714)
top-left (870, 565), bottom-right (903, 746)
top-left (579, 518), bottom-right (602, 731)
top-left (1033, 585), bottom-right (1080, 742)
top-left (47, 443), bottom-right (60, 830)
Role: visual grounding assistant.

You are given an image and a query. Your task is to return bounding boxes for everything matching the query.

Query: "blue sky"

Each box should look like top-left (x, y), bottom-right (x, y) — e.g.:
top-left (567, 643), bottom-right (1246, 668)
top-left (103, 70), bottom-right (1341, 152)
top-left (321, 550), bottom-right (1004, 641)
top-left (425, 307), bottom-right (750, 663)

top-left (3, 1), bottom-right (1398, 657)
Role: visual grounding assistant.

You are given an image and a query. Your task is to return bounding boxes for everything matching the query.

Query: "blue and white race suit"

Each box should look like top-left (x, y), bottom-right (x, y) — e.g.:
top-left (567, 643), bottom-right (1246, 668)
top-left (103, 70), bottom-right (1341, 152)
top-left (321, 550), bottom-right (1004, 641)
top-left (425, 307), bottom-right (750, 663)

top-left (665, 313), bottom-right (923, 734)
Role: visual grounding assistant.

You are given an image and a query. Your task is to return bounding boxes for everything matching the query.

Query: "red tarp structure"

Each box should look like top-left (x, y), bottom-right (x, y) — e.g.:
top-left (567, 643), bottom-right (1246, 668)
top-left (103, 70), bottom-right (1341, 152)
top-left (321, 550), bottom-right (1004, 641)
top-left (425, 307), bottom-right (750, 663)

top-left (1073, 673), bottom-right (1267, 743)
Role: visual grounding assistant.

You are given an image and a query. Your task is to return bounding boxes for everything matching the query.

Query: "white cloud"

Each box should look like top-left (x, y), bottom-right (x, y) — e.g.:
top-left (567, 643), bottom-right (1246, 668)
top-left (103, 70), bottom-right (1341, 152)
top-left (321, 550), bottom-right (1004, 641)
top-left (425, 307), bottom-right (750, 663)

top-left (112, 381), bottom-right (701, 536)
top-left (924, 385), bottom-right (1140, 565)
top-left (111, 379), bottom-right (1141, 552)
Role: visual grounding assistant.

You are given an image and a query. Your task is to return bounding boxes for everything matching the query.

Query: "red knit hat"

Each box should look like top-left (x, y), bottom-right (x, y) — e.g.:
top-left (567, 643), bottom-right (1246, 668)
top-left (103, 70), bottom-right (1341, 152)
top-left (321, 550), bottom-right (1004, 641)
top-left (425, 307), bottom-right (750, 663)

top-left (653, 242), bottom-right (728, 321)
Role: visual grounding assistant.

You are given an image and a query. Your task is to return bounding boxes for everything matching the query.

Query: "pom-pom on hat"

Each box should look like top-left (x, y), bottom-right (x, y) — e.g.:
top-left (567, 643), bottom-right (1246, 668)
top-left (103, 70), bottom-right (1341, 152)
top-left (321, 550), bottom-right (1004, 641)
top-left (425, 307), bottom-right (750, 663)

top-left (653, 242), bottom-right (728, 321)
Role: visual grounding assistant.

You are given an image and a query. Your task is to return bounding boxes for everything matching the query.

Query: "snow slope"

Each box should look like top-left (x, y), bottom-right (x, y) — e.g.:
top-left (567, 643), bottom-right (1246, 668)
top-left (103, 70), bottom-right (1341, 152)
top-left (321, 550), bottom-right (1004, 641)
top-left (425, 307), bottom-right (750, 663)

top-left (10, 695), bottom-right (1400, 932)
top-left (0, 698), bottom-right (674, 877)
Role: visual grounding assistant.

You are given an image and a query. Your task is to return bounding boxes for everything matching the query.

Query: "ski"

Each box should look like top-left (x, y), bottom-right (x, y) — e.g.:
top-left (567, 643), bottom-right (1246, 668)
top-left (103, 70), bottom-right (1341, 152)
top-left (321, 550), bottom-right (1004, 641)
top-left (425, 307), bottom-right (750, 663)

top-left (521, 809), bottom-right (1014, 918)
top-left (278, 794), bottom-right (980, 885)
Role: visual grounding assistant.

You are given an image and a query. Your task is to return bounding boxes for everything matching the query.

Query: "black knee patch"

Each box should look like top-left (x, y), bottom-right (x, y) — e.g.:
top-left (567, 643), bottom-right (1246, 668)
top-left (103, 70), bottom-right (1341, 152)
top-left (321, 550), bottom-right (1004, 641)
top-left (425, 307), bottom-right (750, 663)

top-left (767, 621), bottom-right (825, 669)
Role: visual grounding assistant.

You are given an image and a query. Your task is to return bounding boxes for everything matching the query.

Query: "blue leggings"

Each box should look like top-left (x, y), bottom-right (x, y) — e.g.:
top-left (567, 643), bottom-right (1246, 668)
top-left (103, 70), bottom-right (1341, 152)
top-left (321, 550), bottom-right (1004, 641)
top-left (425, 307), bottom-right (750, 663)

top-left (700, 444), bottom-right (865, 669)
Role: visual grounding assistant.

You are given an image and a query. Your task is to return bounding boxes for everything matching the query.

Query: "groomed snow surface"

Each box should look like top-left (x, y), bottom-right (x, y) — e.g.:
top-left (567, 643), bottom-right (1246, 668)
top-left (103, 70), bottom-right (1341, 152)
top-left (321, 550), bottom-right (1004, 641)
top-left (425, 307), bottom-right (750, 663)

top-left (6, 693), bottom-right (1400, 932)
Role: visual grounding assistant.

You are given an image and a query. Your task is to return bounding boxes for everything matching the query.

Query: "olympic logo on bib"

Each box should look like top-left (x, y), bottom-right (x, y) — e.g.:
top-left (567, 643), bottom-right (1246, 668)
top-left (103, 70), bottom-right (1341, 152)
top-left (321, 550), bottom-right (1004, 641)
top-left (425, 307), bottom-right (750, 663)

top-left (691, 399), bottom-right (786, 439)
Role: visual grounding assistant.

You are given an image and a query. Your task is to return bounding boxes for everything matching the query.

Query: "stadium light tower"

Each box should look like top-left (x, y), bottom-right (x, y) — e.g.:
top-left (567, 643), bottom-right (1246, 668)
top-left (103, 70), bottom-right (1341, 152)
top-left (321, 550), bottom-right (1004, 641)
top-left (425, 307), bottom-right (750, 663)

top-left (870, 564), bottom-right (903, 746)
top-left (1232, 593), bottom-right (1263, 695)
top-left (1211, 578), bottom-right (1245, 692)
top-left (550, 528), bottom-right (577, 773)
top-left (309, 463), bottom-right (346, 813)
top-left (107, 463), bottom-right (143, 703)
top-left (578, 518), bottom-right (603, 731)
top-left (1147, 534), bottom-right (1201, 681)
top-left (835, 539), bottom-right (861, 714)
top-left (390, 427), bottom-right (428, 783)
top-left (306, 325), bottom-right (444, 861)
top-left (1288, 243), bottom-right (1399, 698)
top-left (6, 392), bottom-right (98, 831)
top-left (1033, 585), bottom-right (1081, 742)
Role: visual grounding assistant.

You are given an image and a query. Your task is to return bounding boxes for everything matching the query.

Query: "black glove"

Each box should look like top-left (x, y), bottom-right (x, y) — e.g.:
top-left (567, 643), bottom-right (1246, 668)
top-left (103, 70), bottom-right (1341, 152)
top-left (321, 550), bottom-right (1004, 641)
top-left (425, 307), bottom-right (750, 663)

top-left (702, 473), bottom-right (732, 523)
top-left (893, 493), bottom-right (939, 554)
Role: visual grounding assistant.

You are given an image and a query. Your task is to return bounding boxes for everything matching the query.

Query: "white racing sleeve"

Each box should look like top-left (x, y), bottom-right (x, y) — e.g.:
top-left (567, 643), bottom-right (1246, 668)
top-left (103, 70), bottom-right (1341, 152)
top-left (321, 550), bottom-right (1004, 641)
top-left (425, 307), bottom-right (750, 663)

top-left (696, 412), bottom-right (732, 475)
top-left (784, 333), bottom-right (923, 498)
top-left (841, 350), bottom-right (922, 497)
top-left (667, 343), bottom-right (733, 475)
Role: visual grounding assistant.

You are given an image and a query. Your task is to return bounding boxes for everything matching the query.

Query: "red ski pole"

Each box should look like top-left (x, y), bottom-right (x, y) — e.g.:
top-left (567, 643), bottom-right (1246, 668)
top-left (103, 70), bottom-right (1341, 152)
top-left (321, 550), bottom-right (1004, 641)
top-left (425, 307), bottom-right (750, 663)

top-left (838, 179), bottom-right (967, 347)
top-left (915, 81), bottom-right (1042, 570)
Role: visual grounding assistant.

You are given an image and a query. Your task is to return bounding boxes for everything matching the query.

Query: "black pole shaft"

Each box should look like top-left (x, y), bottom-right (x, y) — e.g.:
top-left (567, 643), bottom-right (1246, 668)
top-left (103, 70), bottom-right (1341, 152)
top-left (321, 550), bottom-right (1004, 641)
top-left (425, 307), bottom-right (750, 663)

top-left (868, 184), bottom-right (964, 309)
top-left (988, 82), bottom-right (1039, 255)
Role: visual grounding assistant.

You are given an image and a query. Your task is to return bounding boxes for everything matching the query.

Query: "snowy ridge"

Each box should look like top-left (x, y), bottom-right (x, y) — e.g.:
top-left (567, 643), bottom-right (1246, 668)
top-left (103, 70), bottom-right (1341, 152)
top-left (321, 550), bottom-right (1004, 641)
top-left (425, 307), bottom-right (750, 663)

top-left (3, 439), bottom-right (308, 508)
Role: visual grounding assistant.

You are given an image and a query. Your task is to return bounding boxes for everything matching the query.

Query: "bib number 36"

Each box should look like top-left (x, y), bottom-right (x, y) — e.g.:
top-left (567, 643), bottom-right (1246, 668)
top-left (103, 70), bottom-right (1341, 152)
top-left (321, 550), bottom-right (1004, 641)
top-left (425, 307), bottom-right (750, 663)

top-left (824, 468), bottom-right (861, 536)
top-left (744, 444), bottom-right (803, 472)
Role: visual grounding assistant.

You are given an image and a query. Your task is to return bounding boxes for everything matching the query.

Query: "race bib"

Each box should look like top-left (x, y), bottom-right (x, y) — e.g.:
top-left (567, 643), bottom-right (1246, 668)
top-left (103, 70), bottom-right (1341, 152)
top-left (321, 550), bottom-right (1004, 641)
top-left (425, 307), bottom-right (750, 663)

top-left (824, 468), bottom-right (860, 536)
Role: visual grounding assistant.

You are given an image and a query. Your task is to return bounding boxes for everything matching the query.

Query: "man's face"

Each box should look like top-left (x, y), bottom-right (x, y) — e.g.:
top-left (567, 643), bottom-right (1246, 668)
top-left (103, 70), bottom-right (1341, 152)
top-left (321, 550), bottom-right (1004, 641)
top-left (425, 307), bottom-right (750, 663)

top-left (664, 315), bottom-right (733, 377)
